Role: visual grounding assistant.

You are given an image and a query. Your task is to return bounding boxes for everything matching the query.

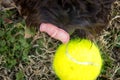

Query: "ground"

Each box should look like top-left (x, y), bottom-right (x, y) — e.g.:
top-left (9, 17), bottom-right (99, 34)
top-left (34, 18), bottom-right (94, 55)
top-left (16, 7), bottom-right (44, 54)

top-left (0, 0), bottom-right (120, 80)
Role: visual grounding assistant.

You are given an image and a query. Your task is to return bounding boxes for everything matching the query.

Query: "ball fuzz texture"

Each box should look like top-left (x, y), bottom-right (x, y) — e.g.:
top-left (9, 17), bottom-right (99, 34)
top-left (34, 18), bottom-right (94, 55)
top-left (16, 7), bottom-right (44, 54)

top-left (53, 39), bottom-right (103, 80)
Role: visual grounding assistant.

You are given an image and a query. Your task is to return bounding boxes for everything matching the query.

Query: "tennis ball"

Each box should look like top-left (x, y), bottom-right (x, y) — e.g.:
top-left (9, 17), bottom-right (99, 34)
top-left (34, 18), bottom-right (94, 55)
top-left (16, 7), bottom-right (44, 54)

top-left (53, 39), bottom-right (103, 80)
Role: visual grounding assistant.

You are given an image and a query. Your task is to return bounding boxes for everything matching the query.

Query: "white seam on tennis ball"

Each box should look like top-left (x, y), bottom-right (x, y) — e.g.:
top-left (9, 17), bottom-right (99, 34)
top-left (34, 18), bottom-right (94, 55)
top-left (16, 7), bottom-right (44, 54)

top-left (65, 43), bottom-right (99, 66)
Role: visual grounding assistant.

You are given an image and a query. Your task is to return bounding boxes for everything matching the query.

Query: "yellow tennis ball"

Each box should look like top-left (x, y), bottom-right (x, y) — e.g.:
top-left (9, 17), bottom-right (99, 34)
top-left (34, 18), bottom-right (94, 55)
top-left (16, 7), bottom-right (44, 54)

top-left (53, 39), bottom-right (103, 80)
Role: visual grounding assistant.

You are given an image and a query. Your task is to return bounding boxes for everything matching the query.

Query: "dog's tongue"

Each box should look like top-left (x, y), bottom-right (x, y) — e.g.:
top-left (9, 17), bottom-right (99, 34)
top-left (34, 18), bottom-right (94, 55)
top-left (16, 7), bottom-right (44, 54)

top-left (40, 23), bottom-right (70, 43)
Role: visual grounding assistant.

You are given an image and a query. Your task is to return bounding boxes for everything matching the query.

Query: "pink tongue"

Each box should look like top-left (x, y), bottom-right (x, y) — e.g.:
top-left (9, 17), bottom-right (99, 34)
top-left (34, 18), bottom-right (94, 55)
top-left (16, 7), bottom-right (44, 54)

top-left (40, 23), bottom-right (70, 43)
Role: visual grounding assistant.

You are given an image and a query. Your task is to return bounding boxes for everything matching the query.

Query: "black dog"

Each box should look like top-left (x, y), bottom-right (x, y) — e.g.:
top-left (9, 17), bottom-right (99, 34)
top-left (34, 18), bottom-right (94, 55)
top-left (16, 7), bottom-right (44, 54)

top-left (13, 0), bottom-right (115, 40)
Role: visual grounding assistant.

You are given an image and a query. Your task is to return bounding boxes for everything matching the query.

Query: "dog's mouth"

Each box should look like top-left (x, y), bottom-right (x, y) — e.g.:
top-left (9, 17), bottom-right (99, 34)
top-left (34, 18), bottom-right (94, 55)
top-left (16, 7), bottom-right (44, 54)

top-left (40, 23), bottom-right (70, 44)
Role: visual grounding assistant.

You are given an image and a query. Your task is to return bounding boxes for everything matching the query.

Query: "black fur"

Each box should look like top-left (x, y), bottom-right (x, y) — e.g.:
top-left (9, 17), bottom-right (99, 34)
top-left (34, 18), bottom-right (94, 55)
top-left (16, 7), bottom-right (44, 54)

top-left (13, 0), bottom-right (115, 39)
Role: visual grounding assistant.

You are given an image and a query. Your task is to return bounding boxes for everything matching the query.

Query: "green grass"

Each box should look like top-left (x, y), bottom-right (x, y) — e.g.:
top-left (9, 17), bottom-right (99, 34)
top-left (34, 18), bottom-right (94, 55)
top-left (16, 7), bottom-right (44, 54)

top-left (0, 9), bottom-right (58, 80)
top-left (0, 11), bottom-right (31, 69)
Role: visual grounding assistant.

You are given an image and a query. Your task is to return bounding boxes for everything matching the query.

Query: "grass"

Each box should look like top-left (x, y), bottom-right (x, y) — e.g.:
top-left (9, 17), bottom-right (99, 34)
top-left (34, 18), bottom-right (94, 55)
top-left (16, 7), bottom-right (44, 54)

top-left (96, 1), bottom-right (120, 79)
top-left (0, 9), bottom-right (59, 80)
top-left (0, 0), bottom-right (120, 80)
